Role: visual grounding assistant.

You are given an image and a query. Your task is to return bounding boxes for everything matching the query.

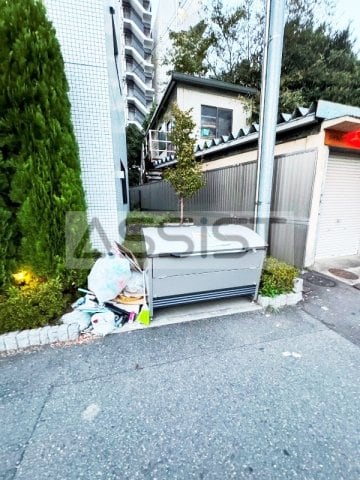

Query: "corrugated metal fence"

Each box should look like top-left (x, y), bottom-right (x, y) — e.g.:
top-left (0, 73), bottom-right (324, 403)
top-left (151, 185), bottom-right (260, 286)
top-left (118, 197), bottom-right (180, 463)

top-left (130, 150), bottom-right (317, 266)
top-left (270, 150), bottom-right (317, 266)
top-left (130, 161), bottom-right (257, 218)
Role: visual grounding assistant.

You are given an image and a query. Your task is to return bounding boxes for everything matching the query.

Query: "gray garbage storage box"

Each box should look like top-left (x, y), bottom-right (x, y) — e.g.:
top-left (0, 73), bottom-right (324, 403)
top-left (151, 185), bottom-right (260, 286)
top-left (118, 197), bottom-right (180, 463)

top-left (142, 225), bottom-right (267, 317)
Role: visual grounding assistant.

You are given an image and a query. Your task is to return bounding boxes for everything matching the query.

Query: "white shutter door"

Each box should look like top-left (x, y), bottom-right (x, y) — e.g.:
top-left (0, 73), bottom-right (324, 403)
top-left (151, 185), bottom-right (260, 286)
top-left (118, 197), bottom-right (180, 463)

top-left (316, 154), bottom-right (360, 259)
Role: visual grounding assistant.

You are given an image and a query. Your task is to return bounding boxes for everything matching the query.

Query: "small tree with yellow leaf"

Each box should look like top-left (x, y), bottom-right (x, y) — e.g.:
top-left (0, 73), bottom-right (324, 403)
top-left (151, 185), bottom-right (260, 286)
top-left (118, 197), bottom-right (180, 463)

top-left (164, 104), bottom-right (204, 224)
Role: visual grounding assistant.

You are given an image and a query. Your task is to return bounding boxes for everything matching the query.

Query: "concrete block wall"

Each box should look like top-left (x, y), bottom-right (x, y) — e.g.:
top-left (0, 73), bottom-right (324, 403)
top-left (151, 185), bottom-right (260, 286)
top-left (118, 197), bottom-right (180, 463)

top-left (44, 0), bottom-right (128, 252)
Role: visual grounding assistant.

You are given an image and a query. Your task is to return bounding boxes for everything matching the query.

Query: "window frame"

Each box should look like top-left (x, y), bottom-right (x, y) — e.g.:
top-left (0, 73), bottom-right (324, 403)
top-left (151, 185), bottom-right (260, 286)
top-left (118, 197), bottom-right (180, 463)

top-left (200, 105), bottom-right (233, 139)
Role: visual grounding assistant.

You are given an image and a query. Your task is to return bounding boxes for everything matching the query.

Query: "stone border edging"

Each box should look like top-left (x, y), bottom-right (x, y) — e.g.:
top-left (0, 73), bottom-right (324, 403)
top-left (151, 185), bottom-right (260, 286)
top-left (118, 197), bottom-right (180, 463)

top-left (0, 278), bottom-right (304, 353)
top-left (257, 278), bottom-right (303, 309)
top-left (0, 322), bottom-right (81, 354)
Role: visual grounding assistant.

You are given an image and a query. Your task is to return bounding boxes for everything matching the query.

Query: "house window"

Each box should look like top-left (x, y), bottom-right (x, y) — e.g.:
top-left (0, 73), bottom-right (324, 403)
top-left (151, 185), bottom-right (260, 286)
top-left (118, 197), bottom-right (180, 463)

top-left (158, 129), bottom-right (167, 153)
top-left (201, 105), bottom-right (232, 138)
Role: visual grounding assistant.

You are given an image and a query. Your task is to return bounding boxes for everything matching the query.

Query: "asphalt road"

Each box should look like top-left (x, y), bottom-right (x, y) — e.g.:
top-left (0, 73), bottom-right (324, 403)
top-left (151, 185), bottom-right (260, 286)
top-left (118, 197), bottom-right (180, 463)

top-left (1, 278), bottom-right (359, 480)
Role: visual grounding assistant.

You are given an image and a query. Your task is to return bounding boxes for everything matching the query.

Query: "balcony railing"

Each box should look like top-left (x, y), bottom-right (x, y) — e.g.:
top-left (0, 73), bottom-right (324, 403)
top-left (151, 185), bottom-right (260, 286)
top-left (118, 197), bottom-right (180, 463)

top-left (127, 85), bottom-right (147, 106)
top-left (126, 59), bottom-right (147, 83)
top-left (124, 33), bottom-right (144, 57)
top-left (123, 17), bottom-right (153, 46)
top-left (123, 8), bottom-right (145, 32)
top-left (127, 0), bottom-right (152, 21)
top-left (126, 55), bottom-right (153, 81)
top-left (128, 107), bottom-right (145, 125)
top-left (126, 70), bottom-right (154, 95)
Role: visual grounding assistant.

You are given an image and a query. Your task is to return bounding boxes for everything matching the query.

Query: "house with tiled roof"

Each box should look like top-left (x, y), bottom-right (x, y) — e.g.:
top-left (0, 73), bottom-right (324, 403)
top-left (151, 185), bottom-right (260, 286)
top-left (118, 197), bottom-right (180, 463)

top-left (143, 72), bottom-right (257, 181)
top-left (133, 91), bottom-right (360, 269)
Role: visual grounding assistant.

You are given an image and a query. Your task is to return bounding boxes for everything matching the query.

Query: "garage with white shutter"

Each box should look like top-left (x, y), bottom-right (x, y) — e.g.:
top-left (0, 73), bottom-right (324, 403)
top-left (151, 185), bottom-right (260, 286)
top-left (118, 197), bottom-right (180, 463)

top-left (315, 152), bottom-right (360, 259)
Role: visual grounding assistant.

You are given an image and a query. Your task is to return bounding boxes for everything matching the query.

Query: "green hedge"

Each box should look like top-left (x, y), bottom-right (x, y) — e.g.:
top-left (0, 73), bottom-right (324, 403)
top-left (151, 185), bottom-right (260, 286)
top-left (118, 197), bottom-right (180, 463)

top-left (0, 278), bottom-right (70, 335)
top-left (260, 257), bottom-right (299, 297)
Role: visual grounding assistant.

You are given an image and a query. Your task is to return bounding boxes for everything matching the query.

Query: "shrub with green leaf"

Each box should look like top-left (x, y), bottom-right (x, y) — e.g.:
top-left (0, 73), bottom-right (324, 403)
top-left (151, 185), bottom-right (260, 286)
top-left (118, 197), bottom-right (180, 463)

top-left (0, 0), bottom-right (87, 285)
top-left (0, 278), bottom-right (69, 335)
top-left (260, 257), bottom-right (299, 297)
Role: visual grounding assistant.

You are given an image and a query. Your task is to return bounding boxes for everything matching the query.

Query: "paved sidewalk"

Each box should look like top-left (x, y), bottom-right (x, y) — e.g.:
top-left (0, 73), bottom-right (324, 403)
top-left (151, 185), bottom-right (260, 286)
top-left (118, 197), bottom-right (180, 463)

top-left (1, 280), bottom-right (359, 480)
top-left (302, 270), bottom-right (360, 346)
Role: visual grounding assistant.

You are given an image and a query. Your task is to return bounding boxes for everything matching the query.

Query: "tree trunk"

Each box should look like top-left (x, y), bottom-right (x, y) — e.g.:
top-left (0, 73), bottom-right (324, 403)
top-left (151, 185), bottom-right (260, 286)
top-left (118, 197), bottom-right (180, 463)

top-left (180, 197), bottom-right (184, 224)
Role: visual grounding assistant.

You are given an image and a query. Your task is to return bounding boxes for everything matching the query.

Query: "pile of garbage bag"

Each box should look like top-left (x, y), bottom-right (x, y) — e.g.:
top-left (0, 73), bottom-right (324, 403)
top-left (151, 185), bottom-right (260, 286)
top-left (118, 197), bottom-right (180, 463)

top-left (61, 243), bottom-right (149, 336)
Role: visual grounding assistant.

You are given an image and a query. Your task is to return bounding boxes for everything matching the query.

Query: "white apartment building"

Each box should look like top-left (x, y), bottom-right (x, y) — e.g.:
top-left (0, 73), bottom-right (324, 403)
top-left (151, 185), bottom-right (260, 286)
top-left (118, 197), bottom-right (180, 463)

top-left (121, 0), bottom-right (155, 128)
top-left (44, 0), bottom-right (129, 251)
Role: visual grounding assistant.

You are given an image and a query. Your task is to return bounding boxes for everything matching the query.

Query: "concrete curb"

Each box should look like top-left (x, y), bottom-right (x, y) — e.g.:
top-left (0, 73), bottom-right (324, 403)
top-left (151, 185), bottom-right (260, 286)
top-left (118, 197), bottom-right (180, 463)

top-left (0, 323), bottom-right (81, 354)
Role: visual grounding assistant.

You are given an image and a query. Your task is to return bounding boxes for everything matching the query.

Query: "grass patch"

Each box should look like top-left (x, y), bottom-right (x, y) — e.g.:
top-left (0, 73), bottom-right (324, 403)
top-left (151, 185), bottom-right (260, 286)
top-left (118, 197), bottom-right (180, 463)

top-left (126, 210), bottom-right (174, 226)
top-left (124, 210), bottom-right (178, 264)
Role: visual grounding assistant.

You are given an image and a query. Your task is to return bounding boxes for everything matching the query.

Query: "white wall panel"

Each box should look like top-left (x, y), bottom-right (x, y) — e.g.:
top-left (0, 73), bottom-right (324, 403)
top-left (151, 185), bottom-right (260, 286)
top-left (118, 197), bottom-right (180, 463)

top-left (315, 154), bottom-right (360, 258)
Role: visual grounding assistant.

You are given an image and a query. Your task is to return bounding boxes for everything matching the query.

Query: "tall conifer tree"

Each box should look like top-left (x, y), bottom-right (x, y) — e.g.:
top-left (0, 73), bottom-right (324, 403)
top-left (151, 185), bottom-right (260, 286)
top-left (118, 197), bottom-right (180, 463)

top-left (0, 0), bottom-right (87, 282)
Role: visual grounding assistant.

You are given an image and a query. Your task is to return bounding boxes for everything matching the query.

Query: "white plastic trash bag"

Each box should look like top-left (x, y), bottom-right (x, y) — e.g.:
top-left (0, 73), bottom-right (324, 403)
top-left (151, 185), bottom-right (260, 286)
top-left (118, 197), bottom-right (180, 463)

top-left (88, 253), bottom-right (131, 304)
top-left (91, 311), bottom-right (116, 336)
top-left (124, 271), bottom-right (144, 296)
top-left (60, 310), bottom-right (91, 331)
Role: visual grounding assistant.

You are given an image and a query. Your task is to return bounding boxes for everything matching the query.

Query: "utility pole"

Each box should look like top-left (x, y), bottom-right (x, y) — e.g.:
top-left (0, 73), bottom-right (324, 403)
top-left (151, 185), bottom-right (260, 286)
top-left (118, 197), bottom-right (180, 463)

top-left (255, 0), bottom-right (286, 241)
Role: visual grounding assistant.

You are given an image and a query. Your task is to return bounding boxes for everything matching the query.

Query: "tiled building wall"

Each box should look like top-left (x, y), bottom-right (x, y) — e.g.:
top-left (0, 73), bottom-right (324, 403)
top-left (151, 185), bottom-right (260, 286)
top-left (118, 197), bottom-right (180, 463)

top-left (44, 0), bottom-right (128, 252)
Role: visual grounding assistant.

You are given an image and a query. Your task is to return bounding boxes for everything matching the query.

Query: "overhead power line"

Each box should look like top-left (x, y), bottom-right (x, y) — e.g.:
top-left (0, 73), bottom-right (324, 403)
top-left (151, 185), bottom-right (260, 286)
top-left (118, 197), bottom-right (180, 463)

top-left (151, 0), bottom-right (193, 52)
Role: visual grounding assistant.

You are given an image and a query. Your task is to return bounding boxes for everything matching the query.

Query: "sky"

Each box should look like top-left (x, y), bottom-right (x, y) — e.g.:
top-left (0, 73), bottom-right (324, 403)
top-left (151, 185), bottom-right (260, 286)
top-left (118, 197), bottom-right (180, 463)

top-left (152, 0), bottom-right (360, 52)
top-left (331, 0), bottom-right (360, 51)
